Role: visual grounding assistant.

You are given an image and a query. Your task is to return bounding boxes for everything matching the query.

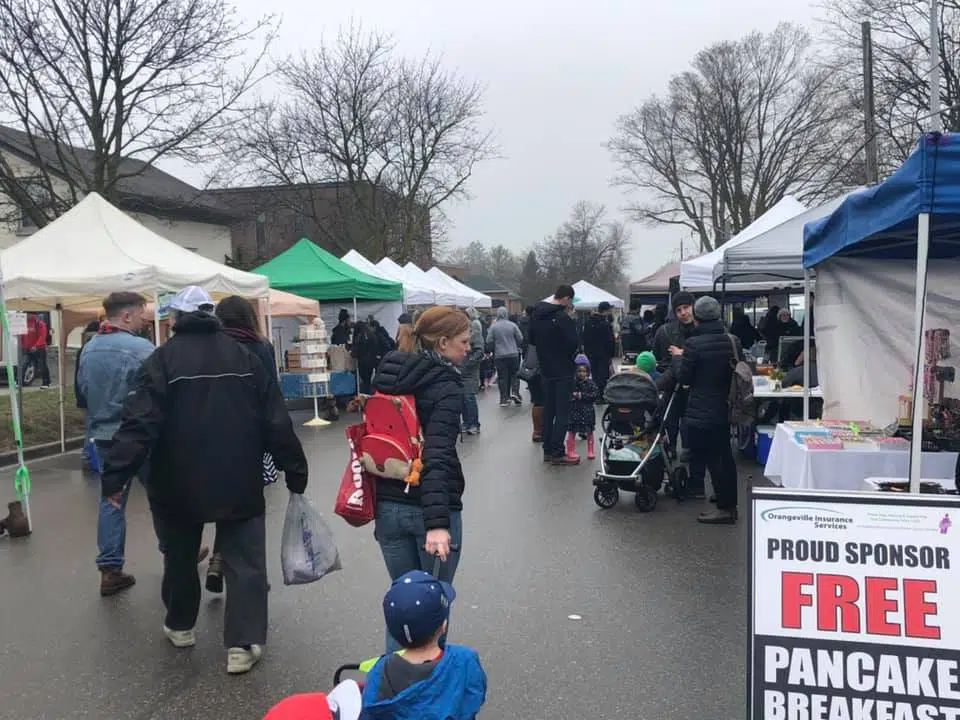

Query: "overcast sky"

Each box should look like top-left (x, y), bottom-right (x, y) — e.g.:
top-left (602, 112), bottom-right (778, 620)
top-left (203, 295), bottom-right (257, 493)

top-left (182, 0), bottom-right (820, 280)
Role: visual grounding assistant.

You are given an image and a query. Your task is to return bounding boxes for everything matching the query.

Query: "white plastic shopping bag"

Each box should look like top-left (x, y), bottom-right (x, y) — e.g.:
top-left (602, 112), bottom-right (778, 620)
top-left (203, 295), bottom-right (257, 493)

top-left (281, 492), bottom-right (342, 585)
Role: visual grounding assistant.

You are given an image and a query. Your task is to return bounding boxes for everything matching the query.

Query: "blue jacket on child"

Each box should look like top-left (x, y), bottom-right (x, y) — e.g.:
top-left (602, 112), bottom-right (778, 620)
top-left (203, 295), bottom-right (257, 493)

top-left (360, 645), bottom-right (487, 720)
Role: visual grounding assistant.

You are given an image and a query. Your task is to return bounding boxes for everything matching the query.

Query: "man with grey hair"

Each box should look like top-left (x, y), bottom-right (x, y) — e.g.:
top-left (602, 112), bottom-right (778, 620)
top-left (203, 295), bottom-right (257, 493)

top-left (101, 286), bottom-right (309, 674)
top-left (671, 295), bottom-right (741, 525)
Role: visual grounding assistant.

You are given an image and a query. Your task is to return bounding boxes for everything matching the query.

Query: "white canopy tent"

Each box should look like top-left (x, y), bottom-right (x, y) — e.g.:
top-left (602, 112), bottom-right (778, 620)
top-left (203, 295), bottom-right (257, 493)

top-left (377, 258), bottom-right (458, 306)
top-left (342, 250), bottom-right (435, 306)
top-left (714, 190), bottom-right (864, 291)
top-left (679, 196), bottom-right (807, 291)
top-left (543, 280), bottom-right (624, 310)
top-left (1, 193), bottom-right (269, 309)
top-left (0, 193), bottom-right (270, 455)
top-left (425, 267), bottom-right (492, 308)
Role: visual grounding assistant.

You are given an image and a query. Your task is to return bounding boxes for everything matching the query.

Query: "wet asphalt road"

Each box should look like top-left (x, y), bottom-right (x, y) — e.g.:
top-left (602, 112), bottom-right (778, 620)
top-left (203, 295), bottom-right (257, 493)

top-left (0, 390), bottom-right (756, 719)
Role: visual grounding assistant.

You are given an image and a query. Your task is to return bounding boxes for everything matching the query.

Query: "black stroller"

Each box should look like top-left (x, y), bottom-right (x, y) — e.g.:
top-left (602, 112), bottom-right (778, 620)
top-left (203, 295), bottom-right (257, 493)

top-left (592, 372), bottom-right (689, 512)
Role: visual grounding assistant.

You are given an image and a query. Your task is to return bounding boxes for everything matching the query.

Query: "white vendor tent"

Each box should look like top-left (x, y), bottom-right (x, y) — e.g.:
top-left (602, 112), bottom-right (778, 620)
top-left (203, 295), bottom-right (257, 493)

top-left (425, 267), bottom-right (492, 308)
top-left (342, 250), bottom-right (435, 306)
top-left (1, 192), bottom-right (268, 309)
top-left (679, 196), bottom-right (807, 291)
top-left (544, 280), bottom-right (624, 311)
top-left (714, 190), bottom-right (863, 291)
top-left (378, 258), bottom-right (458, 306)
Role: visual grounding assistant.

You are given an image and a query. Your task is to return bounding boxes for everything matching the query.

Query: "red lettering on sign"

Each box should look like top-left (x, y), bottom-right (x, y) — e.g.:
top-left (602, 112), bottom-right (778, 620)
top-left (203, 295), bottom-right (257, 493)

top-left (864, 577), bottom-right (899, 636)
top-left (903, 579), bottom-right (941, 640)
top-left (817, 574), bottom-right (860, 633)
top-left (781, 572), bottom-right (814, 629)
top-left (779, 572), bottom-right (942, 639)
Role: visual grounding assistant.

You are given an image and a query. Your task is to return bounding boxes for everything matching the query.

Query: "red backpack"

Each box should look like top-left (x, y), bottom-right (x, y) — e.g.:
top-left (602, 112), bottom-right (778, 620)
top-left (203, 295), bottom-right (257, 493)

top-left (357, 393), bottom-right (423, 489)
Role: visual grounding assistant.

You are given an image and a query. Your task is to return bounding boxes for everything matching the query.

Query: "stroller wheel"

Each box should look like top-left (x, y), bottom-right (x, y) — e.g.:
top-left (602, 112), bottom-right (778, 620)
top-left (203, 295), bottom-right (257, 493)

top-left (671, 466), bottom-right (689, 502)
top-left (593, 486), bottom-right (620, 509)
top-left (634, 486), bottom-right (658, 512)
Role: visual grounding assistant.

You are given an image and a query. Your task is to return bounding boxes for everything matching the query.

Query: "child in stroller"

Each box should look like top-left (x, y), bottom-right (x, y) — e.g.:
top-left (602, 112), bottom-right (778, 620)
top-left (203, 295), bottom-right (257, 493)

top-left (591, 370), bottom-right (690, 512)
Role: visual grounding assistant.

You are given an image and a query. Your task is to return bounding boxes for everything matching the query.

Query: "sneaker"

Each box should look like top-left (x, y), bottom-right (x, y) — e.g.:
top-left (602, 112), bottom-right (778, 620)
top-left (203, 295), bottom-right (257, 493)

top-left (206, 553), bottom-right (224, 594)
top-left (466, 427), bottom-right (480, 435)
top-left (163, 625), bottom-right (196, 648)
top-left (511, 395), bottom-right (523, 405)
top-left (499, 402), bottom-right (510, 408)
top-left (697, 508), bottom-right (737, 525)
top-left (227, 645), bottom-right (263, 674)
top-left (99, 567), bottom-right (136, 596)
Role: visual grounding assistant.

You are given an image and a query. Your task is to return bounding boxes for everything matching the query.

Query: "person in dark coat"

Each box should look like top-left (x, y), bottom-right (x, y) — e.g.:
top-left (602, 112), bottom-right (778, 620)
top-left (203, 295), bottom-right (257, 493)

top-left (529, 285), bottom-right (581, 465)
top-left (100, 286), bottom-right (308, 674)
top-left (729, 306), bottom-right (759, 352)
top-left (673, 295), bottom-right (741, 525)
top-left (581, 301), bottom-right (616, 398)
top-left (372, 306), bottom-right (469, 653)
top-left (331, 308), bottom-right (352, 346)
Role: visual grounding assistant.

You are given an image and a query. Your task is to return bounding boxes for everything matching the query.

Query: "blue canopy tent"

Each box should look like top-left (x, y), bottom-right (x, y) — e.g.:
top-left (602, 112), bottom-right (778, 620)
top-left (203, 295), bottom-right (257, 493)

top-left (803, 132), bottom-right (960, 491)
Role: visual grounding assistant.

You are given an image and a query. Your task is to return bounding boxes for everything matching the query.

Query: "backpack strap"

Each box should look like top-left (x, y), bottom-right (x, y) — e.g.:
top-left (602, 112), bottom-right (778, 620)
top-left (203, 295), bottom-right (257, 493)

top-left (726, 334), bottom-right (740, 367)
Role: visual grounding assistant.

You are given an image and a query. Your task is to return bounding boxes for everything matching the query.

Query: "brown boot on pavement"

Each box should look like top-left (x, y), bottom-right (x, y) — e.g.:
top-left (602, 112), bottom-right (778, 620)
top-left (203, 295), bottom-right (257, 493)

top-left (3, 501), bottom-right (30, 537)
top-left (531, 406), bottom-right (543, 443)
top-left (100, 567), bottom-right (136, 596)
top-left (697, 508), bottom-right (737, 525)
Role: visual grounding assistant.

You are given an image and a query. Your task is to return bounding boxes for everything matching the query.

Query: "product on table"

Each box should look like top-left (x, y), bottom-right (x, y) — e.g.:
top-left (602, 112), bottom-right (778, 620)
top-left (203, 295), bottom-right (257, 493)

top-left (803, 436), bottom-right (843, 450)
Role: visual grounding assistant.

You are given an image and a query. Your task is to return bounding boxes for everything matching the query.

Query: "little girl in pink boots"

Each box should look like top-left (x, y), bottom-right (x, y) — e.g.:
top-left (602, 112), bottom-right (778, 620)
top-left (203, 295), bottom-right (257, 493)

top-left (566, 356), bottom-right (600, 461)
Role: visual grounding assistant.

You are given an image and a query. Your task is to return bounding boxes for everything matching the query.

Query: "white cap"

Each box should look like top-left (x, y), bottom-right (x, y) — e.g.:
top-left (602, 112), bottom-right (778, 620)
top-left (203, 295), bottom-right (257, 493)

top-left (165, 286), bottom-right (214, 313)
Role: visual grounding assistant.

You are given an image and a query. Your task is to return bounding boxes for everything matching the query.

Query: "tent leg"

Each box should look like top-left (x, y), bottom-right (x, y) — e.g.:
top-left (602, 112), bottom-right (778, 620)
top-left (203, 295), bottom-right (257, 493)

top-left (802, 270), bottom-right (811, 420)
top-left (152, 290), bottom-right (162, 347)
top-left (353, 297), bottom-right (359, 397)
top-left (908, 213), bottom-right (931, 493)
top-left (56, 306), bottom-right (65, 452)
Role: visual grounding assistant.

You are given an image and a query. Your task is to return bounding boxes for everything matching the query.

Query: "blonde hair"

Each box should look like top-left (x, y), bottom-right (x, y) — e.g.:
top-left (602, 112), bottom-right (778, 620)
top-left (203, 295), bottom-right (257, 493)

top-left (400, 306), bottom-right (470, 353)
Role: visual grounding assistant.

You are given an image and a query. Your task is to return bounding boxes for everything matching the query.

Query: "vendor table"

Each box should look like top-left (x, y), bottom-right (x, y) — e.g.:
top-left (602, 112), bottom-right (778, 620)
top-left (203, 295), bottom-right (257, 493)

top-left (764, 424), bottom-right (958, 491)
top-left (752, 375), bottom-right (823, 400)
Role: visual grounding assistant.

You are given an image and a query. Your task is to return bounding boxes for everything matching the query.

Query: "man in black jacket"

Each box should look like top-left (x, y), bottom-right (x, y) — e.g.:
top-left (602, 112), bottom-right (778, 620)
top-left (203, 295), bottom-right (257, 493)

top-left (673, 296), bottom-right (741, 525)
top-left (581, 301), bottom-right (616, 398)
top-left (529, 285), bottom-right (580, 465)
top-left (100, 286), bottom-right (309, 674)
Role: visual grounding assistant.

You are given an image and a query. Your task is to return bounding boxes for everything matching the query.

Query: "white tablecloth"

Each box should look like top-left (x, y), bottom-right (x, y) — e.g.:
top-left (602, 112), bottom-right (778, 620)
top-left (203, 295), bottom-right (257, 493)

top-left (752, 375), bottom-right (823, 400)
top-left (764, 424), bottom-right (958, 491)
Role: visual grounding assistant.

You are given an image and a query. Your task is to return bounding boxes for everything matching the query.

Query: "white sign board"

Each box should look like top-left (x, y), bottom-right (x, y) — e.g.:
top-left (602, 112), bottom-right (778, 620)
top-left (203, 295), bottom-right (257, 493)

top-left (7, 311), bottom-right (27, 336)
top-left (156, 292), bottom-right (176, 320)
top-left (749, 487), bottom-right (960, 720)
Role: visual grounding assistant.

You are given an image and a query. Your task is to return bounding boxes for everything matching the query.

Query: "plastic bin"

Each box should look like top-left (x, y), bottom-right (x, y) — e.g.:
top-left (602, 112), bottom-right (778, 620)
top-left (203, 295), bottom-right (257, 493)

top-left (755, 425), bottom-right (776, 465)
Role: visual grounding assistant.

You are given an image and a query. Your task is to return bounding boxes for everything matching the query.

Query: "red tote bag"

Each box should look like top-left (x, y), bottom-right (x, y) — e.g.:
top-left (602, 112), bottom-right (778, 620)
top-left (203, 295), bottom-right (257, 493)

top-left (334, 423), bottom-right (377, 527)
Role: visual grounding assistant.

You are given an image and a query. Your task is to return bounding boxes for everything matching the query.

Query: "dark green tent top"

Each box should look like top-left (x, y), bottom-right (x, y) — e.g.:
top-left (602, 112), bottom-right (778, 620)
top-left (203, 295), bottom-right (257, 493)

top-left (253, 238), bottom-right (402, 302)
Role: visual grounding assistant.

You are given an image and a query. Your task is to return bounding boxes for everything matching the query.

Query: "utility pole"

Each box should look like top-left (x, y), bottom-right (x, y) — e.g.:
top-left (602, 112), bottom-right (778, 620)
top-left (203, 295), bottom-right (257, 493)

top-left (930, 0), bottom-right (942, 131)
top-left (861, 21), bottom-right (879, 184)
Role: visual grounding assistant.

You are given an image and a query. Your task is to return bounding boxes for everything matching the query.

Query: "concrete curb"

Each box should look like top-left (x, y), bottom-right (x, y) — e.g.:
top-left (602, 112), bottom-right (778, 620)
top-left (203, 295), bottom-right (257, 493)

top-left (0, 436), bottom-right (85, 468)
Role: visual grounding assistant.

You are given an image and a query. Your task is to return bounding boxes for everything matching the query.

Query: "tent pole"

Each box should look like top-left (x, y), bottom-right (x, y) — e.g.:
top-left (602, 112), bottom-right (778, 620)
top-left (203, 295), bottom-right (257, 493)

top-left (56, 306), bottom-right (65, 452)
top-left (265, 293), bottom-right (277, 378)
top-left (908, 213), bottom-right (931, 494)
top-left (353, 297), bottom-right (359, 396)
top-left (152, 290), bottom-right (162, 347)
top-left (802, 270), bottom-right (811, 420)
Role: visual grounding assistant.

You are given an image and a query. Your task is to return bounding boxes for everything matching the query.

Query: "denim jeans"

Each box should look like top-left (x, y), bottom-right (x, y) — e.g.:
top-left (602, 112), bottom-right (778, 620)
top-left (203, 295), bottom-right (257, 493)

top-left (375, 501), bottom-right (463, 653)
top-left (461, 392), bottom-right (480, 430)
top-left (494, 356), bottom-right (520, 404)
top-left (95, 441), bottom-right (163, 568)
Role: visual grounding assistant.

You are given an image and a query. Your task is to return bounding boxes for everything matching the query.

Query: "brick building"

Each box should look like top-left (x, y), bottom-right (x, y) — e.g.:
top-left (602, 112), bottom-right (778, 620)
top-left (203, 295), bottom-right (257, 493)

top-left (207, 182), bottom-right (432, 268)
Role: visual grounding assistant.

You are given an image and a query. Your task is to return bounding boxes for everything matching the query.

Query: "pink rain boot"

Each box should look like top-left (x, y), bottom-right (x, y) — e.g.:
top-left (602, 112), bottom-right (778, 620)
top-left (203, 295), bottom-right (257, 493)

top-left (565, 432), bottom-right (581, 462)
top-left (586, 432), bottom-right (596, 460)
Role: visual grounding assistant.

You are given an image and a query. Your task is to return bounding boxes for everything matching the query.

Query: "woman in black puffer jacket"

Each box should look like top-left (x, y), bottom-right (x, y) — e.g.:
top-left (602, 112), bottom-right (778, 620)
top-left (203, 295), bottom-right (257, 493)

top-left (206, 296), bottom-right (281, 593)
top-left (372, 306), bottom-right (469, 652)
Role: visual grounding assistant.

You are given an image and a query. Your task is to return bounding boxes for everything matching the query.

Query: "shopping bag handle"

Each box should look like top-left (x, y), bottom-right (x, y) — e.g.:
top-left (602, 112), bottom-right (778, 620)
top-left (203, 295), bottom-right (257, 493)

top-left (432, 543), bottom-right (460, 578)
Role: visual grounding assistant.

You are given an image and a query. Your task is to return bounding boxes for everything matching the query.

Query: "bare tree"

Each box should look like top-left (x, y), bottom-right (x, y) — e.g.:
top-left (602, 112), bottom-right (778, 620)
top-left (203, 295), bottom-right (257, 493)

top-left (608, 23), bottom-right (855, 251)
top-left (0, 0), bottom-right (276, 229)
top-left (232, 25), bottom-right (497, 262)
top-left (822, 0), bottom-right (960, 170)
top-left (536, 202), bottom-right (630, 293)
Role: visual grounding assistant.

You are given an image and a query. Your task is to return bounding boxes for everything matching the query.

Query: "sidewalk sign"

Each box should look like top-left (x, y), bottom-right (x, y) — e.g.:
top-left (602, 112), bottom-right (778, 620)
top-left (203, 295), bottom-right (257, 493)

top-left (7, 311), bottom-right (27, 336)
top-left (748, 487), bottom-right (960, 720)
top-left (156, 292), bottom-right (176, 320)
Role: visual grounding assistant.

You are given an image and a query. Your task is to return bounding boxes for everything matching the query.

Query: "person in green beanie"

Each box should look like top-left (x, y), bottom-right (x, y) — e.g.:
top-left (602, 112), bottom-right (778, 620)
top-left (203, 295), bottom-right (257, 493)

top-left (635, 351), bottom-right (659, 381)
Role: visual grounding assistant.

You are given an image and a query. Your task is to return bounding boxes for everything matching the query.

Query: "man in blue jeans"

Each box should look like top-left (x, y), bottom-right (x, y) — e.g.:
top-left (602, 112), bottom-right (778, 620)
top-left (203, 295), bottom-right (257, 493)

top-left (529, 285), bottom-right (581, 465)
top-left (77, 292), bottom-right (161, 596)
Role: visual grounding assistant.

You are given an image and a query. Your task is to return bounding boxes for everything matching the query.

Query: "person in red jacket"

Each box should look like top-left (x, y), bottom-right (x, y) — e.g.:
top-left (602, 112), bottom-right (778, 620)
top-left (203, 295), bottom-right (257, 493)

top-left (21, 313), bottom-right (51, 388)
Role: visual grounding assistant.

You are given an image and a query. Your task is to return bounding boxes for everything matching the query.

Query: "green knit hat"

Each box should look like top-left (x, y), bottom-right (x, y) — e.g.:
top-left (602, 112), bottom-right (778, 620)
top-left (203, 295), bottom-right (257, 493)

top-left (635, 351), bottom-right (656, 373)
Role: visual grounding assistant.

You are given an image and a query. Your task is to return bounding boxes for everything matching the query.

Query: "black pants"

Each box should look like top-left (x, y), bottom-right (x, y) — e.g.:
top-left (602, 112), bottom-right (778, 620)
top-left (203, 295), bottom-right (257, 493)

top-left (527, 374), bottom-right (545, 407)
top-left (163, 514), bottom-right (268, 648)
top-left (494, 356), bottom-right (520, 403)
top-left (358, 362), bottom-right (376, 395)
top-left (588, 355), bottom-right (611, 397)
top-left (27, 348), bottom-right (50, 385)
top-left (541, 376), bottom-right (574, 457)
top-left (687, 423), bottom-right (738, 510)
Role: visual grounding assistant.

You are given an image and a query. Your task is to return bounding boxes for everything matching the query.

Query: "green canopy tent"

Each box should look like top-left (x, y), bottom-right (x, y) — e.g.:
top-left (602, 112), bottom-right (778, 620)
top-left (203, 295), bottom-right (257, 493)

top-left (253, 239), bottom-right (403, 421)
top-left (253, 238), bottom-right (402, 302)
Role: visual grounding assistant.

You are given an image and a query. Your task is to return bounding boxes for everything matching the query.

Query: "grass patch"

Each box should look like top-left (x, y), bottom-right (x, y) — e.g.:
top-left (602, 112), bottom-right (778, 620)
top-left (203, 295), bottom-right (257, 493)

top-left (0, 388), bottom-right (85, 453)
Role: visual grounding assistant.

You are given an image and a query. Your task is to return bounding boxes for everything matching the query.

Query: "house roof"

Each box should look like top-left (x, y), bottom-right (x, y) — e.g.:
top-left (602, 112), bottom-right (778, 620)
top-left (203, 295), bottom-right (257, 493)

top-left (460, 273), bottom-right (522, 299)
top-left (0, 125), bottom-right (239, 224)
